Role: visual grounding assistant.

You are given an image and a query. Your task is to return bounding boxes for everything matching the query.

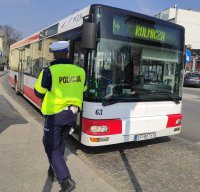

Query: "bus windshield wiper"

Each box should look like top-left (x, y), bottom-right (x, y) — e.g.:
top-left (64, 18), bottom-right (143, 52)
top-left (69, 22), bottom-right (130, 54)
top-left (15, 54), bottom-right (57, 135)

top-left (102, 96), bottom-right (132, 106)
top-left (102, 96), bottom-right (121, 106)
top-left (147, 91), bottom-right (180, 104)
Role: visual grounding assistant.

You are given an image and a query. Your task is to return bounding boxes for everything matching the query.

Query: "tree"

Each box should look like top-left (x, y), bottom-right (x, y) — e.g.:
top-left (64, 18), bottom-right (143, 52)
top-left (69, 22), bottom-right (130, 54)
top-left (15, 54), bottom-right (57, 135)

top-left (0, 25), bottom-right (22, 46)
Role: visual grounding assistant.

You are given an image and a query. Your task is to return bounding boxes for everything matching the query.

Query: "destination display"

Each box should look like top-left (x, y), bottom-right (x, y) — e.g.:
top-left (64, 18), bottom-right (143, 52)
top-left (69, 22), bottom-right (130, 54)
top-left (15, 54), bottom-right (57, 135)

top-left (134, 25), bottom-right (165, 41)
top-left (113, 15), bottom-right (179, 46)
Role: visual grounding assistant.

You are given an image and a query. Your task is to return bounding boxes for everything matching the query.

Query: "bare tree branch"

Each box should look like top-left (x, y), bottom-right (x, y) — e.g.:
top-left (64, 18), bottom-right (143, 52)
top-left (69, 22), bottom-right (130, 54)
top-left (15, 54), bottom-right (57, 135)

top-left (0, 25), bottom-right (23, 46)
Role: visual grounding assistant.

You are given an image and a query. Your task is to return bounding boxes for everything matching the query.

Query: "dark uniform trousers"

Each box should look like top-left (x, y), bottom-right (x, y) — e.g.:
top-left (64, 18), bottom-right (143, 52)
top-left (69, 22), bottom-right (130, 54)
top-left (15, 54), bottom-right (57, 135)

top-left (43, 109), bottom-right (76, 182)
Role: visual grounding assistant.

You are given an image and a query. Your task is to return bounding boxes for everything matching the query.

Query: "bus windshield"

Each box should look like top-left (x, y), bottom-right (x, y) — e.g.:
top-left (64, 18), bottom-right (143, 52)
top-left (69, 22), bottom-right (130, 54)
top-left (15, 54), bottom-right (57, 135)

top-left (85, 7), bottom-right (184, 103)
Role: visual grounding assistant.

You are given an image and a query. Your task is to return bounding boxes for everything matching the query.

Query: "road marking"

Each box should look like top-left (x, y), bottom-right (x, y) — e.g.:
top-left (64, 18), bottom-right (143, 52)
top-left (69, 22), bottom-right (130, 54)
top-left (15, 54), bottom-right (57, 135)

top-left (173, 136), bottom-right (200, 146)
top-left (182, 93), bottom-right (200, 102)
top-left (183, 98), bottom-right (200, 102)
top-left (196, 141), bottom-right (200, 145)
top-left (183, 87), bottom-right (200, 92)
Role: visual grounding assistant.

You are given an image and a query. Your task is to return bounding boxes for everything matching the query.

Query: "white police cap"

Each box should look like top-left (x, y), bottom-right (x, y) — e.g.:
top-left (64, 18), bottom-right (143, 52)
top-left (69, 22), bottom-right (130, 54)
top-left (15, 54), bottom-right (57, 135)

top-left (49, 41), bottom-right (69, 52)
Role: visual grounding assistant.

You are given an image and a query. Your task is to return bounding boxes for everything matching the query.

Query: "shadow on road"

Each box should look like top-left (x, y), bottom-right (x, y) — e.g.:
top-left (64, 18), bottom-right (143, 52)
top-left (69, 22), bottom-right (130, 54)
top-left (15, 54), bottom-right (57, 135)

top-left (67, 136), bottom-right (171, 155)
top-left (0, 95), bottom-right (28, 133)
top-left (65, 135), bottom-right (171, 192)
top-left (42, 177), bottom-right (54, 192)
top-left (119, 149), bottom-right (143, 192)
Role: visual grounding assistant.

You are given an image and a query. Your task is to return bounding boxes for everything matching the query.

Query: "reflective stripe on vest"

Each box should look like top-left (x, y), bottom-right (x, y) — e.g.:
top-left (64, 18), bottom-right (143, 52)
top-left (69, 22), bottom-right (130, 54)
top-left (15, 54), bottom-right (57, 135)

top-left (34, 70), bottom-right (47, 94)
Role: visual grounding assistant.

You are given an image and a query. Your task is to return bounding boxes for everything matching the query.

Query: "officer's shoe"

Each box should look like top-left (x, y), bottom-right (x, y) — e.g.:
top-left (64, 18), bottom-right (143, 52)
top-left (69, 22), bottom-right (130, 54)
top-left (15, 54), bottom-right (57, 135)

top-left (59, 178), bottom-right (76, 192)
top-left (48, 167), bottom-right (57, 182)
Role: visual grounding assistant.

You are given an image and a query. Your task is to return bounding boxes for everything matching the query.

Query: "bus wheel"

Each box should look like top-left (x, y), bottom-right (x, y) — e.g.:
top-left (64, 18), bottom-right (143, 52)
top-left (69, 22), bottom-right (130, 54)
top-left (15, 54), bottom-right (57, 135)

top-left (15, 82), bottom-right (19, 95)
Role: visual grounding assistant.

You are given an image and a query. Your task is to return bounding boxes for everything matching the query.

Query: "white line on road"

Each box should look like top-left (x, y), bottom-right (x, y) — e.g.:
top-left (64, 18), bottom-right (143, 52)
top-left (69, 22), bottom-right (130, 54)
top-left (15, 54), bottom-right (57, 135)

top-left (173, 136), bottom-right (200, 147)
top-left (183, 98), bottom-right (200, 102)
top-left (183, 87), bottom-right (200, 92)
top-left (196, 141), bottom-right (200, 145)
top-left (182, 92), bottom-right (200, 102)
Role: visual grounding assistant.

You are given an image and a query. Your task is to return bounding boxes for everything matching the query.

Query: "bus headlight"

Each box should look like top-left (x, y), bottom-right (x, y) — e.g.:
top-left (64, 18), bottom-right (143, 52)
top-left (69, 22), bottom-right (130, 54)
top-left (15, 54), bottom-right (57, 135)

top-left (90, 126), bottom-right (108, 133)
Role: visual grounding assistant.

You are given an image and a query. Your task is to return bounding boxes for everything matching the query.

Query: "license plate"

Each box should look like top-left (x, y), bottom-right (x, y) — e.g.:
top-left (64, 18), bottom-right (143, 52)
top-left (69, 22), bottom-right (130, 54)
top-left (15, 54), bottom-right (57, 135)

top-left (134, 132), bottom-right (156, 141)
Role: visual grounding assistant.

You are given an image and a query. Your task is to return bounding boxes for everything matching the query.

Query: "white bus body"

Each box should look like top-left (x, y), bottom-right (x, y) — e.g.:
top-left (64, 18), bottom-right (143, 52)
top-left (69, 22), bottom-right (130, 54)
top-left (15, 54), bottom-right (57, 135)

top-left (9, 4), bottom-right (184, 146)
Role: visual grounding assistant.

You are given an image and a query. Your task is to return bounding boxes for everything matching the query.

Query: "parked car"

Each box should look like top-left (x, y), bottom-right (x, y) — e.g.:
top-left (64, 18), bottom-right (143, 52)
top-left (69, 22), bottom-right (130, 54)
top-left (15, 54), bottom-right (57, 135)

top-left (184, 72), bottom-right (200, 87)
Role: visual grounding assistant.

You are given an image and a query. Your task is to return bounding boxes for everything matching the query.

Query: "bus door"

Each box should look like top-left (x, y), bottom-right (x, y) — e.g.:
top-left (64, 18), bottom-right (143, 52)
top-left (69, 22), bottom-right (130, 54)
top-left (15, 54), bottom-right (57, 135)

top-left (18, 49), bottom-right (25, 92)
top-left (72, 39), bottom-right (85, 68)
top-left (72, 39), bottom-right (87, 139)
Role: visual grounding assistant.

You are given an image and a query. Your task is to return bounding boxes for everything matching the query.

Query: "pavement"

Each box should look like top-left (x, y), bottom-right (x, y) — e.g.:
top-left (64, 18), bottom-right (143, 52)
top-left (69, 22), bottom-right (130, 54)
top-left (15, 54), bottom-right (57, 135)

top-left (0, 70), bottom-right (117, 192)
top-left (0, 69), bottom-right (8, 77)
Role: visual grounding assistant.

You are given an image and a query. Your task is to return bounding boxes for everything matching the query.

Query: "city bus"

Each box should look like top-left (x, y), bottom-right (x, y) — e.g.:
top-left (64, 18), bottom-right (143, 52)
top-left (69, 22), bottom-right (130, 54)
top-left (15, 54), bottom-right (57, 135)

top-left (9, 4), bottom-right (185, 146)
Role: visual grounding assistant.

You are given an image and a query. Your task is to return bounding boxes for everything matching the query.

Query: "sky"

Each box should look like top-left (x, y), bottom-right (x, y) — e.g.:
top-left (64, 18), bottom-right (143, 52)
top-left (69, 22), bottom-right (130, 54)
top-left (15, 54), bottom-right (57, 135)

top-left (0, 0), bottom-right (200, 38)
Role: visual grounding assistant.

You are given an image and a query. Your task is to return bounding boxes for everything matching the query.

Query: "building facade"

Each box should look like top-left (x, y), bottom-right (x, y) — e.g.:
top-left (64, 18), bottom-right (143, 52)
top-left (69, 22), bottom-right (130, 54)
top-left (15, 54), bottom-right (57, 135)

top-left (0, 28), bottom-right (9, 66)
top-left (155, 6), bottom-right (200, 71)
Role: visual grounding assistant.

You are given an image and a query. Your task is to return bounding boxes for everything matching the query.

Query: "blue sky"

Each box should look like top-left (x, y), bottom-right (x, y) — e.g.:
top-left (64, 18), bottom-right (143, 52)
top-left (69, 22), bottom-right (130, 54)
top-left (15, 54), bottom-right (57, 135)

top-left (0, 0), bottom-right (200, 38)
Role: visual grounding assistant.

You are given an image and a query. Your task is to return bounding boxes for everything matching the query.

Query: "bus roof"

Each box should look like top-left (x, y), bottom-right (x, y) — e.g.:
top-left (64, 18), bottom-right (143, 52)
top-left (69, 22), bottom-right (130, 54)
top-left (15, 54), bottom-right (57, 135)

top-left (11, 4), bottom-right (184, 50)
top-left (10, 32), bottom-right (40, 49)
top-left (91, 4), bottom-right (184, 29)
top-left (11, 5), bottom-right (91, 49)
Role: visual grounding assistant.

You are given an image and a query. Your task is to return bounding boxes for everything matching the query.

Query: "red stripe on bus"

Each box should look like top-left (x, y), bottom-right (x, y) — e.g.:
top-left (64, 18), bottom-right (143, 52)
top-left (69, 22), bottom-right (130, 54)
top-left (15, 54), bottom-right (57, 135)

top-left (166, 114), bottom-right (182, 128)
top-left (9, 76), bottom-right (15, 86)
top-left (9, 76), bottom-right (40, 107)
top-left (82, 118), bottom-right (122, 136)
top-left (11, 33), bottom-right (40, 49)
top-left (23, 85), bottom-right (41, 107)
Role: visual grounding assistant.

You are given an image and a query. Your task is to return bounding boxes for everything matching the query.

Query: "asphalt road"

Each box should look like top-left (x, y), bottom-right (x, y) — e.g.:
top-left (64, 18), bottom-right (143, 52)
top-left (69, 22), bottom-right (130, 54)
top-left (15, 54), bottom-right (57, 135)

top-left (182, 86), bottom-right (200, 96)
top-left (181, 87), bottom-right (200, 143)
top-left (1, 73), bottom-right (200, 192)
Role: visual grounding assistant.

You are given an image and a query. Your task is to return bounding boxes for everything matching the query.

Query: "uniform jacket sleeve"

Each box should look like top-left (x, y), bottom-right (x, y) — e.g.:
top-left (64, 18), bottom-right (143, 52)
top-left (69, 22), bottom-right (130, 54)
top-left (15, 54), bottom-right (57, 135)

top-left (34, 70), bottom-right (46, 98)
top-left (34, 68), bottom-right (52, 98)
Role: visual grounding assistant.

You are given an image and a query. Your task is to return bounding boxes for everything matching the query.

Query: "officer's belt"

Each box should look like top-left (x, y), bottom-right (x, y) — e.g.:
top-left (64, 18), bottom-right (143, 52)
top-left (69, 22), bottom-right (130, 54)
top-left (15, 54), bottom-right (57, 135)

top-left (64, 105), bottom-right (79, 114)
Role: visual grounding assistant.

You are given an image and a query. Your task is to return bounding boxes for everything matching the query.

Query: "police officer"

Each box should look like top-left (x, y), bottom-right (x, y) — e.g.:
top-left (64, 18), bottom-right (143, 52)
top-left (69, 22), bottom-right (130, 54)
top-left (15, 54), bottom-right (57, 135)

top-left (34, 41), bottom-right (87, 192)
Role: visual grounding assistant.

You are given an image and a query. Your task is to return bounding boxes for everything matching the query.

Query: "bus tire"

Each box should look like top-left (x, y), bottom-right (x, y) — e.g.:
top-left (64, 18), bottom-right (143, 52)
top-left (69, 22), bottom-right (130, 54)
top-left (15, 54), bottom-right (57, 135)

top-left (15, 82), bottom-right (19, 95)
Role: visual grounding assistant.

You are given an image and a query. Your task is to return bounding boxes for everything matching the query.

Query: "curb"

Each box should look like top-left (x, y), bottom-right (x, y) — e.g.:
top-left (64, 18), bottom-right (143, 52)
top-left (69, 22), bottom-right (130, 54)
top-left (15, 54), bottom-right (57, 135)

top-left (0, 71), bottom-right (8, 77)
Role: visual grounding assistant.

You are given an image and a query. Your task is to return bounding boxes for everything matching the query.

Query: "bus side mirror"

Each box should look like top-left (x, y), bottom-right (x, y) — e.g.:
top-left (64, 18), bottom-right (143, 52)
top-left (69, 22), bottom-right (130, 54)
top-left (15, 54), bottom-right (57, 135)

top-left (81, 22), bottom-right (96, 50)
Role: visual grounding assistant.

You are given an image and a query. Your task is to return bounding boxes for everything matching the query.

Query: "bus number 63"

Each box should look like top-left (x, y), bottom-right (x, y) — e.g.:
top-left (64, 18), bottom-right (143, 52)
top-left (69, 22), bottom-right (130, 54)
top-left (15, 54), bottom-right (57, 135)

top-left (95, 109), bottom-right (103, 115)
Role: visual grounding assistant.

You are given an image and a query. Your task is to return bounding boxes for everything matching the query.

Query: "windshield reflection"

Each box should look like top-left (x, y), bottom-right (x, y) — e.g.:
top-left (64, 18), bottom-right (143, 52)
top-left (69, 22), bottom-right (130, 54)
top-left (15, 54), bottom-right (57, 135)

top-left (86, 39), bottom-right (183, 102)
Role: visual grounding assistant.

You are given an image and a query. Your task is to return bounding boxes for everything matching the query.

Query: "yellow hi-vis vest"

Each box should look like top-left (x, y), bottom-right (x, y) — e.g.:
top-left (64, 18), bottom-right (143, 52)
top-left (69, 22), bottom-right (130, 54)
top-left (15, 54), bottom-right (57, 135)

top-left (35, 64), bottom-right (87, 115)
